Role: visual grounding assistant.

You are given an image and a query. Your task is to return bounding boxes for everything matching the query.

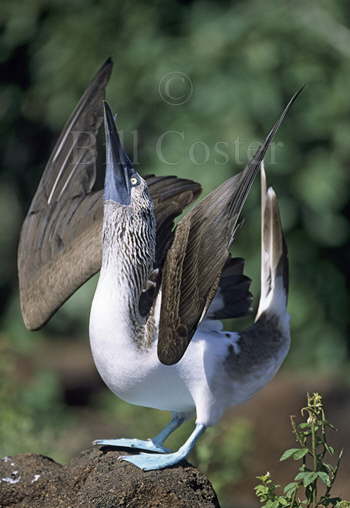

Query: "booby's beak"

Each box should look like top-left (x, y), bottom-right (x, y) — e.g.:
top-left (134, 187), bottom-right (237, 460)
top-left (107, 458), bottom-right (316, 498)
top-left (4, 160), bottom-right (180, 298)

top-left (103, 101), bottom-right (134, 205)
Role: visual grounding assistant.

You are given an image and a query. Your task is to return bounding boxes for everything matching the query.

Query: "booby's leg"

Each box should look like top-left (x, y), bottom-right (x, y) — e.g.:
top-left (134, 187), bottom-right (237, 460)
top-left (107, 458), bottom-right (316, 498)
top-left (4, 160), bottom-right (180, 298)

top-left (93, 414), bottom-right (185, 453)
top-left (119, 424), bottom-right (206, 471)
top-left (151, 414), bottom-right (185, 447)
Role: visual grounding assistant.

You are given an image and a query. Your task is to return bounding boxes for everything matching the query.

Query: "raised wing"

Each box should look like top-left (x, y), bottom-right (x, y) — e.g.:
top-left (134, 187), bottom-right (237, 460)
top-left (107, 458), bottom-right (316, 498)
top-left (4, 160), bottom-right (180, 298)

top-left (140, 175), bottom-right (202, 318)
top-left (18, 58), bottom-right (113, 330)
top-left (157, 89), bottom-right (302, 365)
top-left (145, 175), bottom-right (201, 268)
top-left (18, 61), bottom-right (202, 331)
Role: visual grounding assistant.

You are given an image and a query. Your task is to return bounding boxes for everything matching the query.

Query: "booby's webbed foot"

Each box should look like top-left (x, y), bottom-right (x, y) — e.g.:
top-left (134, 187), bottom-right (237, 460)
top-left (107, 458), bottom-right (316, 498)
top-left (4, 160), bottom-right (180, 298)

top-left (93, 438), bottom-right (170, 453)
top-left (120, 449), bottom-right (184, 470)
top-left (93, 414), bottom-right (185, 454)
top-left (119, 424), bottom-right (206, 471)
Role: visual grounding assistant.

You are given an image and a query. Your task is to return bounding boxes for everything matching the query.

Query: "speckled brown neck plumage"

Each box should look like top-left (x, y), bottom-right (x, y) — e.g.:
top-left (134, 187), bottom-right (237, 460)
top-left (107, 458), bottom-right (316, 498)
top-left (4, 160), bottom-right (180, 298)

top-left (101, 199), bottom-right (156, 348)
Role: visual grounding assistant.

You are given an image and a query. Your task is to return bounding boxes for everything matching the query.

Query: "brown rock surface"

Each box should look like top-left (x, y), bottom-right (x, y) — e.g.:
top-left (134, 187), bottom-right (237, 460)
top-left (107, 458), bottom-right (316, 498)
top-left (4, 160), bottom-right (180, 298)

top-left (0, 446), bottom-right (220, 508)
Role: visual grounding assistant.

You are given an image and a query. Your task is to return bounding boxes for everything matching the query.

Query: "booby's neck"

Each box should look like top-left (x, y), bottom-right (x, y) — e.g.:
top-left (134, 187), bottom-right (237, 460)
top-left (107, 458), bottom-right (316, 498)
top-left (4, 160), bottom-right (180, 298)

top-left (99, 200), bottom-right (156, 339)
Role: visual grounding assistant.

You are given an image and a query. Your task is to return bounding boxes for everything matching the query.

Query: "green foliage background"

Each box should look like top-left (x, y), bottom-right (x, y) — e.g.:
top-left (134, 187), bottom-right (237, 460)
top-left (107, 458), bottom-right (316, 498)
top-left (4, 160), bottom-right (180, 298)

top-left (1, 0), bottom-right (350, 505)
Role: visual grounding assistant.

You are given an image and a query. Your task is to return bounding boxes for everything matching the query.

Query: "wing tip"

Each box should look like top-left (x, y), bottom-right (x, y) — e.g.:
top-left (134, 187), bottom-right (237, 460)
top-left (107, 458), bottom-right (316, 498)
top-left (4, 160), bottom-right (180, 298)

top-left (267, 186), bottom-right (276, 200)
top-left (100, 56), bottom-right (113, 74)
top-left (20, 302), bottom-right (43, 331)
top-left (157, 342), bottom-right (185, 366)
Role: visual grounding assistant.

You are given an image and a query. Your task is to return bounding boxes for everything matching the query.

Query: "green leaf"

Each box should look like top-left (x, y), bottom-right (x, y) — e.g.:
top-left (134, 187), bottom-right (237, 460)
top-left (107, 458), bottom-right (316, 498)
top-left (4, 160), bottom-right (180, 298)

top-left (280, 448), bottom-right (302, 461)
top-left (264, 501), bottom-right (277, 508)
top-left (295, 472), bottom-right (318, 487)
top-left (325, 443), bottom-right (335, 455)
top-left (255, 485), bottom-right (269, 496)
top-left (284, 482), bottom-right (298, 494)
top-left (293, 448), bottom-right (309, 460)
top-left (323, 462), bottom-right (335, 475)
top-left (317, 471), bottom-right (331, 487)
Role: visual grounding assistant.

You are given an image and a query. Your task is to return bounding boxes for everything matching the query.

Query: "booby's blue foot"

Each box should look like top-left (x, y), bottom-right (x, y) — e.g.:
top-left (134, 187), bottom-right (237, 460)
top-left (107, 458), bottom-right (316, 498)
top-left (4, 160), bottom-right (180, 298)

top-left (93, 438), bottom-right (170, 453)
top-left (93, 414), bottom-right (185, 454)
top-left (120, 449), bottom-right (184, 470)
top-left (119, 424), bottom-right (206, 471)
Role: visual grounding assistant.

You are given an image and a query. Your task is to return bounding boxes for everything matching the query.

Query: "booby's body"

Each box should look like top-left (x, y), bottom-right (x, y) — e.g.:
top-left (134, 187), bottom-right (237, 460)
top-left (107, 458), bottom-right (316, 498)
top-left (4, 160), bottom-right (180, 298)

top-left (18, 59), bottom-right (299, 471)
top-left (90, 306), bottom-right (289, 425)
top-left (89, 178), bottom-right (290, 427)
top-left (90, 238), bottom-right (290, 426)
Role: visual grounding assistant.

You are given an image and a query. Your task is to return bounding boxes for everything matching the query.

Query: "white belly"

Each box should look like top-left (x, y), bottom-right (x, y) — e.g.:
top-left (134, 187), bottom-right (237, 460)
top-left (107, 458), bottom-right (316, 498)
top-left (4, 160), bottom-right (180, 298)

top-left (90, 338), bottom-right (196, 413)
top-left (89, 273), bottom-right (288, 426)
top-left (89, 283), bottom-right (236, 422)
top-left (89, 278), bottom-right (197, 413)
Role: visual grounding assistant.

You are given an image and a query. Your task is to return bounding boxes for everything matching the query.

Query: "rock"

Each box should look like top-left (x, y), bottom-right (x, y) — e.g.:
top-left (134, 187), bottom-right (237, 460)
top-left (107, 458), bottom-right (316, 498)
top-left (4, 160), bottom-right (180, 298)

top-left (0, 446), bottom-right (220, 507)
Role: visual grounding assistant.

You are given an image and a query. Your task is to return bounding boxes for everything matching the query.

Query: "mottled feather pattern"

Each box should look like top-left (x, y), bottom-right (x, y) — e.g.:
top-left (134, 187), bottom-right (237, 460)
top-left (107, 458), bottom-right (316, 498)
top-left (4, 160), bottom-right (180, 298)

top-left (103, 198), bottom-right (156, 304)
top-left (103, 195), bottom-right (157, 349)
top-left (224, 312), bottom-right (290, 381)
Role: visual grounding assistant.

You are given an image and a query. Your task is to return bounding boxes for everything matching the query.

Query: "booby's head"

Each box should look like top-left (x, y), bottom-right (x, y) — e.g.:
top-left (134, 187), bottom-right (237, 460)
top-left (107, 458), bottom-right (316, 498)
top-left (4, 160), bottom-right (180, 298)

top-left (103, 101), bottom-right (150, 211)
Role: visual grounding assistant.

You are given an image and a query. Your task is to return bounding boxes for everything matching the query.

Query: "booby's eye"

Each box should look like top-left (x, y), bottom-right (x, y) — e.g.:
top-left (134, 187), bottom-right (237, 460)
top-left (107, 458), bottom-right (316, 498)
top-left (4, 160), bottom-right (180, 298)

top-left (130, 175), bottom-right (140, 186)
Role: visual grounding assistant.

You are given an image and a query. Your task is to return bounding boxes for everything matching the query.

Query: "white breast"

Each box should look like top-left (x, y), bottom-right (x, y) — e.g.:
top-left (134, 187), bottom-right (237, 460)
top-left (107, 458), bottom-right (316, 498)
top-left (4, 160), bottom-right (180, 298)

top-left (89, 268), bottom-right (289, 427)
top-left (89, 272), bottom-right (196, 413)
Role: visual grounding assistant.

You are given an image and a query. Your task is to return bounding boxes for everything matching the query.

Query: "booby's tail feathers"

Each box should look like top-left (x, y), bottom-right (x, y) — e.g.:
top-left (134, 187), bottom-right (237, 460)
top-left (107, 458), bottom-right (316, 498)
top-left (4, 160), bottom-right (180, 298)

top-left (256, 162), bottom-right (288, 320)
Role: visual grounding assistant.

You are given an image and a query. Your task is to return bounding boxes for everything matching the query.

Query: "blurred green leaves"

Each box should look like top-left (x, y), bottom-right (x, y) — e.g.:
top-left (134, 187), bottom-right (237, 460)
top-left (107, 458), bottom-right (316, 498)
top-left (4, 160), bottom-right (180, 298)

top-left (0, 336), bottom-right (70, 459)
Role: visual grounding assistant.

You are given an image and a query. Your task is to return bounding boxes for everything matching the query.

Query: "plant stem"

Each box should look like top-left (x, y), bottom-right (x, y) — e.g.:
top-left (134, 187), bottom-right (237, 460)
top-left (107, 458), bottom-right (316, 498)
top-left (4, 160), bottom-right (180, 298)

top-left (311, 417), bottom-right (317, 508)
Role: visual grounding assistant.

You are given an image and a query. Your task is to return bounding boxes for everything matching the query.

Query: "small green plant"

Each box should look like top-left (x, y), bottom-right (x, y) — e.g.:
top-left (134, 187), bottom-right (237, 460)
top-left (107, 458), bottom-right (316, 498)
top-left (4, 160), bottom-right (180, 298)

top-left (255, 393), bottom-right (349, 508)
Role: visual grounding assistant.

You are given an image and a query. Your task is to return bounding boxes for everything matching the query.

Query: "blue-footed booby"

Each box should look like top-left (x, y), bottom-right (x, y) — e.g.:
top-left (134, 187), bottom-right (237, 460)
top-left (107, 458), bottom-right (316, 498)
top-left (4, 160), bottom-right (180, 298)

top-left (18, 59), bottom-right (301, 471)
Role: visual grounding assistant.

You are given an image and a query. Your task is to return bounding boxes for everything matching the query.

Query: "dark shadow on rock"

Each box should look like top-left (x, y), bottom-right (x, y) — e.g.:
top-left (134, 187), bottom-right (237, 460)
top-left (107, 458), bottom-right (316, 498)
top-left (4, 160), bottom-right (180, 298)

top-left (0, 446), bottom-right (220, 507)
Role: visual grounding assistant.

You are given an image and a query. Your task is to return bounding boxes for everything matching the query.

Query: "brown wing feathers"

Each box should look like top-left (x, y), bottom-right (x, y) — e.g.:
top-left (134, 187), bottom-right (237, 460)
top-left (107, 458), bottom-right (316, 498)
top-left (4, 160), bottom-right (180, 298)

top-left (18, 59), bottom-right (113, 330)
top-left (145, 175), bottom-right (202, 268)
top-left (157, 89), bottom-right (302, 365)
top-left (18, 61), bottom-right (202, 331)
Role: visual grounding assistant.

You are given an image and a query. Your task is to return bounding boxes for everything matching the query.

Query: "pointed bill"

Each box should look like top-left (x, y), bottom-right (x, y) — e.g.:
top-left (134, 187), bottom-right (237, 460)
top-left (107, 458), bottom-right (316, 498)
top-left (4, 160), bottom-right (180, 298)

top-left (103, 101), bottom-right (134, 205)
